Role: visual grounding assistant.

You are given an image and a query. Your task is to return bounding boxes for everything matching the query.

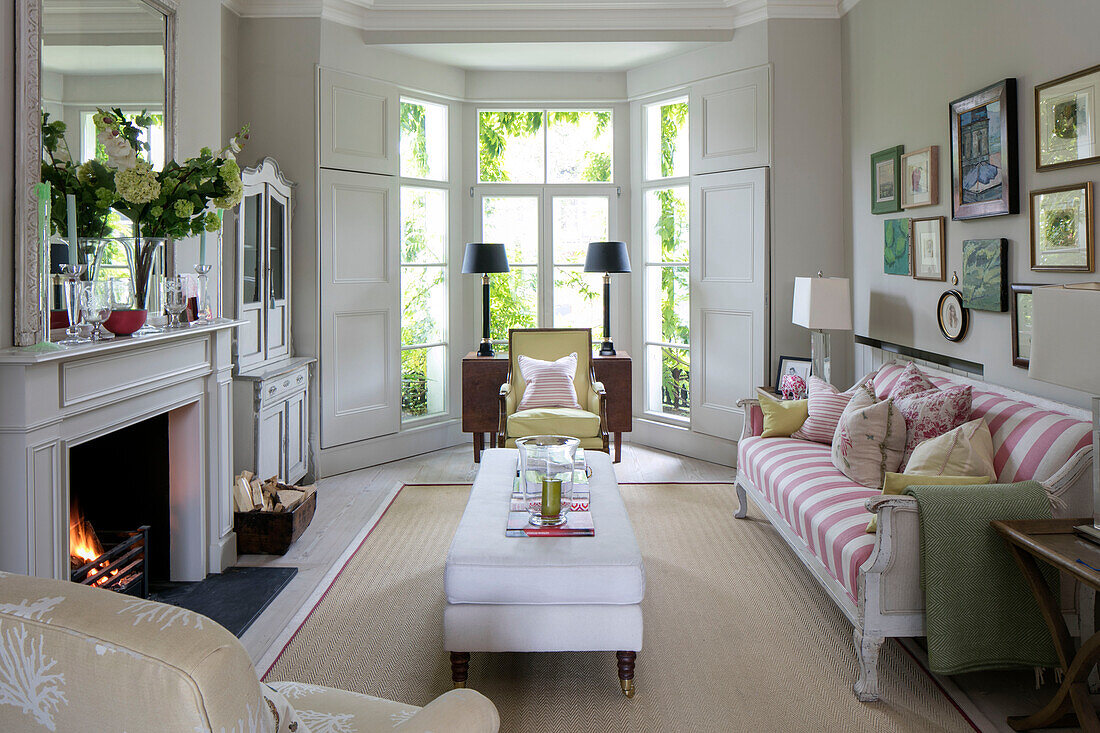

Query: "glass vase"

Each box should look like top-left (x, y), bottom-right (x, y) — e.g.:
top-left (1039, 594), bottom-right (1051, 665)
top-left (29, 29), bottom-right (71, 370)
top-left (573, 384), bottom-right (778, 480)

top-left (81, 238), bottom-right (134, 285)
top-left (516, 435), bottom-right (579, 527)
top-left (126, 237), bottom-right (168, 333)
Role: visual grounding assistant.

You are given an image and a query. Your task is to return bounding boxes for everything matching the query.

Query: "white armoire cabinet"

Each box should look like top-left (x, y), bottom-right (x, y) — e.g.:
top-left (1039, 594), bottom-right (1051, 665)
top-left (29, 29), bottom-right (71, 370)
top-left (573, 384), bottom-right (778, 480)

top-left (231, 157), bottom-right (314, 484)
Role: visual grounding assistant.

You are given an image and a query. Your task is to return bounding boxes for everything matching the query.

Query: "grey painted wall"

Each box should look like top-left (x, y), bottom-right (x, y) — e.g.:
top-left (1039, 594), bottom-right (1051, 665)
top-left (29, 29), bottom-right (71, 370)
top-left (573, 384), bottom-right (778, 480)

top-left (842, 0), bottom-right (1100, 408)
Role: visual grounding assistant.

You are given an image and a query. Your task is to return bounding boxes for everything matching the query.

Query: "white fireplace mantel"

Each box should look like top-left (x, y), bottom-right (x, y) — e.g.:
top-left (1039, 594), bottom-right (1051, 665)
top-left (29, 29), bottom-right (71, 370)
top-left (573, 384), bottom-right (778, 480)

top-left (0, 320), bottom-right (240, 582)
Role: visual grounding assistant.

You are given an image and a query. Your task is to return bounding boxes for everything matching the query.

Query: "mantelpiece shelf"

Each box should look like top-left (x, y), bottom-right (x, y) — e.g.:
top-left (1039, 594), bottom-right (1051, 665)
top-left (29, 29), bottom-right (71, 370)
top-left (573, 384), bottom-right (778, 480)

top-left (0, 319), bottom-right (242, 365)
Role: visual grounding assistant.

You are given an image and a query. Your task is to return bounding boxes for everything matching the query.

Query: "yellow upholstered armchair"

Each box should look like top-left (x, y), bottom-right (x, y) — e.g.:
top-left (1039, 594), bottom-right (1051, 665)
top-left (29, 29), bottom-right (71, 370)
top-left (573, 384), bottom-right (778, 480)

top-left (497, 328), bottom-right (609, 453)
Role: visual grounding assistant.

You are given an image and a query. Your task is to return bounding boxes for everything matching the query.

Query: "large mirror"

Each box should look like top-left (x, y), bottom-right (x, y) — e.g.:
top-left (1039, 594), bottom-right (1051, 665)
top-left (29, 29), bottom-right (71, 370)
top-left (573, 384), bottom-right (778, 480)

top-left (14, 0), bottom-right (176, 346)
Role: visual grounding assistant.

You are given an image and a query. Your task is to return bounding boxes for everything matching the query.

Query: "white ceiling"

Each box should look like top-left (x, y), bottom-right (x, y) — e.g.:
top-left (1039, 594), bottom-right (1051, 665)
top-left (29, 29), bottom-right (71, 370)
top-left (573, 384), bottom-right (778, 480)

top-left (380, 41), bottom-right (714, 71)
top-left (42, 45), bottom-right (165, 76)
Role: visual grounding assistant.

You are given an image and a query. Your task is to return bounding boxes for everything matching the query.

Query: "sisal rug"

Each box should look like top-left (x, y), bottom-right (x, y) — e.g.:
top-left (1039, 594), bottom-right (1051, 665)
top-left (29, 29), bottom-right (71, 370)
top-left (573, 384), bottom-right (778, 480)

top-left (263, 483), bottom-right (975, 732)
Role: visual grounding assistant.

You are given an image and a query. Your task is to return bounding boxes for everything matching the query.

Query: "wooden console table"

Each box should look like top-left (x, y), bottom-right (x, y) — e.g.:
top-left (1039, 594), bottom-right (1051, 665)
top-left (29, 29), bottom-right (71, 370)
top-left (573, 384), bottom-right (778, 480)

top-left (462, 351), bottom-right (632, 463)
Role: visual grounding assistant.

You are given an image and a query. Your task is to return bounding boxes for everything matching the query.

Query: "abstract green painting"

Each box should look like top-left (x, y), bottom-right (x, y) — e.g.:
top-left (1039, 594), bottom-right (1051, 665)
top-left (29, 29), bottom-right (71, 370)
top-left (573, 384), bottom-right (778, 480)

top-left (883, 218), bottom-right (912, 275)
top-left (961, 238), bottom-right (1008, 311)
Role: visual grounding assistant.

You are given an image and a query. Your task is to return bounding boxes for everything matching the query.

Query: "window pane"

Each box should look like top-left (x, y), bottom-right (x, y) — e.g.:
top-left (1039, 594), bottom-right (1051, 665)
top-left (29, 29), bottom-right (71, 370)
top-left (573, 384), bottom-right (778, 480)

top-left (645, 265), bottom-right (689, 345)
top-left (552, 196), bottom-right (609, 265)
top-left (400, 99), bottom-right (447, 181)
top-left (402, 345), bottom-right (446, 419)
top-left (553, 267), bottom-right (603, 331)
top-left (489, 266), bottom-right (538, 341)
top-left (646, 345), bottom-right (690, 417)
top-left (478, 111), bottom-right (545, 183)
top-left (401, 265), bottom-right (446, 346)
top-left (644, 187), bottom-right (688, 262)
top-left (401, 187), bottom-right (447, 264)
top-left (645, 100), bottom-right (688, 180)
top-left (547, 110), bottom-right (613, 183)
top-left (482, 196), bottom-right (538, 264)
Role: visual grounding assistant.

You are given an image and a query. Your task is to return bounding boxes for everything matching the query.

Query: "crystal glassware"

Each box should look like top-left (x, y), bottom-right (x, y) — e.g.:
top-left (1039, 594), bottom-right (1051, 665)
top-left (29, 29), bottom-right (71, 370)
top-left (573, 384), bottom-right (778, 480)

top-left (79, 281), bottom-right (112, 341)
top-left (194, 264), bottom-right (213, 322)
top-left (108, 277), bottom-right (135, 311)
top-left (58, 263), bottom-right (88, 345)
top-left (164, 276), bottom-right (187, 329)
top-left (516, 435), bottom-right (580, 527)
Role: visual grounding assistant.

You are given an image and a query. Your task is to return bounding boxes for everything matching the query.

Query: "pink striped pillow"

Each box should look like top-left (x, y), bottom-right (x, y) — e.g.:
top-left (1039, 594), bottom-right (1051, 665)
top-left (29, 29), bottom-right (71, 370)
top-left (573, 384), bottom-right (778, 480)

top-left (791, 376), bottom-right (862, 444)
top-left (517, 353), bottom-right (582, 411)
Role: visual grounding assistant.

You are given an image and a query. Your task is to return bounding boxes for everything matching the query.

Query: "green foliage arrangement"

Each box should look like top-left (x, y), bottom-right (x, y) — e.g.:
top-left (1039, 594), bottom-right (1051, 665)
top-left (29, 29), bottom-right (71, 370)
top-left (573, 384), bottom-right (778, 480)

top-left (41, 112), bottom-right (115, 242)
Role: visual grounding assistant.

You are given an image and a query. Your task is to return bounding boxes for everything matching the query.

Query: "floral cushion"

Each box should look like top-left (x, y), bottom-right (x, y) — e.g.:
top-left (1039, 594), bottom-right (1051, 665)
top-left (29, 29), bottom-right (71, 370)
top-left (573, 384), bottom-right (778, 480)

top-left (894, 385), bottom-right (973, 468)
top-left (830, 384), bottom-right (907, 488)
top-left (887, 361), bottom-right (937, 400)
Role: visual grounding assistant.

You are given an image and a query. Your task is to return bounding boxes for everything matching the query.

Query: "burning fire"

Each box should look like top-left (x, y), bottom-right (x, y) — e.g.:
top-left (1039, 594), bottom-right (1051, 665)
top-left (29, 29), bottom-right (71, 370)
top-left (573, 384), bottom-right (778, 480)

top-left (70, 506), bottom-right (104, 564)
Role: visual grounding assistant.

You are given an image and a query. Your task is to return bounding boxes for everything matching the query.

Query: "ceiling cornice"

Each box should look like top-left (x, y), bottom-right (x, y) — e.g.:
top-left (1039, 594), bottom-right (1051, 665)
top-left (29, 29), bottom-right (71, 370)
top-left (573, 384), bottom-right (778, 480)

top-left (222, 0), bottom-right (862, 32)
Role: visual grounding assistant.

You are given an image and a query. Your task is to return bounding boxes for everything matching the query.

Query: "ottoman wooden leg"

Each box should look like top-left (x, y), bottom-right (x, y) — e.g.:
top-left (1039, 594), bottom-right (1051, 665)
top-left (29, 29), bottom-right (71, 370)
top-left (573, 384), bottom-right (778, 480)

top-left (616, 651), bottom-right (636, 698)
top-left (450, 652), bottom-right (470, 688)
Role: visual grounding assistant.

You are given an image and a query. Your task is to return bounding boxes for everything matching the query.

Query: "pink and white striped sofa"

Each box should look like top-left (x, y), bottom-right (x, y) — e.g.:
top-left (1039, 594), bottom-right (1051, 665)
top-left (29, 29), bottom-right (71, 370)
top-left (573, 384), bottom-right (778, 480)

top-left (734, 361), bottom-right (1094, 701)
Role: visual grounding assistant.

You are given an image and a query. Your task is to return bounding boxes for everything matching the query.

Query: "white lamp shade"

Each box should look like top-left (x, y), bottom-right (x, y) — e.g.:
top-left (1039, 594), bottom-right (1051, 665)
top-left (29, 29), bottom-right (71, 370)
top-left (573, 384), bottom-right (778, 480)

top-left (1029, 283), bottom-right (1100, 394)
top-left (792, 276), bottom-right (852, 331)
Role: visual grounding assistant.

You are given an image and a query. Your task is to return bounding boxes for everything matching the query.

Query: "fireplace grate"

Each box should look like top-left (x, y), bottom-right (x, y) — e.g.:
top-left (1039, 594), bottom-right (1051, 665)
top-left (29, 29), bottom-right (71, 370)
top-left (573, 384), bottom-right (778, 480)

top-left (70, 526), bottom-right (150, 598)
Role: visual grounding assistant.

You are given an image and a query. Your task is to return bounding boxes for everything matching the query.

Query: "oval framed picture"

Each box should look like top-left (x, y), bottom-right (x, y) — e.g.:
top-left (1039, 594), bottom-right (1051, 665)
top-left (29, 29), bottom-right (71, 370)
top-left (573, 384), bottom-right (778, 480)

top-left (937, 290), bottom-right (969, 342)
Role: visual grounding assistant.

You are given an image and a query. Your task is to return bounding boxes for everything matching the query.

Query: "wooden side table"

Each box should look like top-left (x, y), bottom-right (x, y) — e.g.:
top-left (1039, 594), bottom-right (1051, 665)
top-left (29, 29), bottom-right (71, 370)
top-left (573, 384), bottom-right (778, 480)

top-left (992, 518), bottom-right (1100, 732)
top-left (461, 352), bottom-right (632, 463)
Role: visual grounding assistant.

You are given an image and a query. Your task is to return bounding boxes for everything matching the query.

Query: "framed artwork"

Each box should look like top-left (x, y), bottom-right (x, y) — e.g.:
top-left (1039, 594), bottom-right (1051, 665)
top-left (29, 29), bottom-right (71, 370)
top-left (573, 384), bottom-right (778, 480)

top-left (949, 79), bottom-right (1019, 220)
top-left (774, 356), bottom-right (812, 396)
top-left (1029, 182), bottom-right (1094, 272)
top-left (901, 146), bottom-right (939, 208)
top-left (960, 238), bottom-right (1008, 312)
top-left (871, 145), bottom-right (904, 214)
top-left (883, 217), bottom-right (912, 275)
top-left (937, 290), bottom-right (969, 342)
top-left (1009, 284), bottom-right (1036, 368)
top-left (911, 216), bottom-right (946, 281)
top-left (1035, 64), bottom-right (1100, 171)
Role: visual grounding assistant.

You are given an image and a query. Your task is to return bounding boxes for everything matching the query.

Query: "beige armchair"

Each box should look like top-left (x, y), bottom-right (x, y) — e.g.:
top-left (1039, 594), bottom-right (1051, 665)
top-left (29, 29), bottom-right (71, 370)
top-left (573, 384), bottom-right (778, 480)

top-left (0, 572), bottom-right (500, 733)
top-left (497, 328), bottom-right (609, 454)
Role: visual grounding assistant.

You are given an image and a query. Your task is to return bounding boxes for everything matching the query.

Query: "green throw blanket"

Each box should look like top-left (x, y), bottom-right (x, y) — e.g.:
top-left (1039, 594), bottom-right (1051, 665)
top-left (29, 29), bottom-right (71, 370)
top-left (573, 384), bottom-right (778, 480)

top-left (904, 481), bottom-right (1059, 675)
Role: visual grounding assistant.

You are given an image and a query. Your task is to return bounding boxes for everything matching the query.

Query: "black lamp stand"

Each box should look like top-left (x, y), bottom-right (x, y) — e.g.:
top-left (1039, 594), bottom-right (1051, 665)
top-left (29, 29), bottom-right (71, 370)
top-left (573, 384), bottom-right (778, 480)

top-left (478, 274), bottom-right (494, 357)
top-left (599, 272), bottom-right (616, 356)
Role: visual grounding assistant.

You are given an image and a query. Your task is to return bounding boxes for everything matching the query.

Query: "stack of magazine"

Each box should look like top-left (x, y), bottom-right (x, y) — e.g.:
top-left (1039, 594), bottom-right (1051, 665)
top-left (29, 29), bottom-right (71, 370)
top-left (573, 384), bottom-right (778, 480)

top-left (507, 449), bottom-right (594, 537)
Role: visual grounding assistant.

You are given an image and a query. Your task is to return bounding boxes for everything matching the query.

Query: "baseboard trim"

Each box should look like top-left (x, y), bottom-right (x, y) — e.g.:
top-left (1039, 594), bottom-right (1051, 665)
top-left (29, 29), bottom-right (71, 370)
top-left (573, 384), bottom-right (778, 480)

top-left (629, 417), bottom-right (737, 467)
top-left (314, 419), bottom-right (467, 478)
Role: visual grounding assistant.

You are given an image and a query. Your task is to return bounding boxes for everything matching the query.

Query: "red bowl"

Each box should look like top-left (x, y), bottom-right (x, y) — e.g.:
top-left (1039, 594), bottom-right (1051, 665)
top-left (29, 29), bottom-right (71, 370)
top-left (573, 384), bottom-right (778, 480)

top-left (103, 309), bottom-right (147, 336)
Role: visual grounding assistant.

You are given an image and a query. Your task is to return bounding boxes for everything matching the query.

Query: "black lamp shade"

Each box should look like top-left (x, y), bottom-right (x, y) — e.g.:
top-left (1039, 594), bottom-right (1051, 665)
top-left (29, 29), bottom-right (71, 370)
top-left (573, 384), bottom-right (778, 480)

top-left (584, 241), bottom-right (631, 273)
top-left (461, 242), bottom-right (510, 274)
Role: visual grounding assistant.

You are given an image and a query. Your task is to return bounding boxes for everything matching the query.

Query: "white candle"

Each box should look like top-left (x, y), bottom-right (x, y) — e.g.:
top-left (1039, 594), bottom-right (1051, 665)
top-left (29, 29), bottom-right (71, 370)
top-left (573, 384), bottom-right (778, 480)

top-left (199, 230), bottom-right (206, 267)
top-left (65, 193), bottom-right (77, 264)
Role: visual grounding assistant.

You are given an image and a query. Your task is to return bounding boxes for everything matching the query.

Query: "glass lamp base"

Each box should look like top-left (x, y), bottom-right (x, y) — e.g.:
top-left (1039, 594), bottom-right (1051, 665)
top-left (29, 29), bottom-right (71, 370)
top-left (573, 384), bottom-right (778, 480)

top-left (810, 330), bottom-right (832, 385)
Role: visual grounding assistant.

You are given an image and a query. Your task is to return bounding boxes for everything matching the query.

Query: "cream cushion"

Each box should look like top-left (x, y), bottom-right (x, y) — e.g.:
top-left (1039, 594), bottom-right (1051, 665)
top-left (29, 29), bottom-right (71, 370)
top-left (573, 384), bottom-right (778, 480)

top-left (904, 418), bottom-right (996, 478)
top-left (830, 384), bottom-right (906, 488)
top-left (507, 407), bottom-right (601, 438)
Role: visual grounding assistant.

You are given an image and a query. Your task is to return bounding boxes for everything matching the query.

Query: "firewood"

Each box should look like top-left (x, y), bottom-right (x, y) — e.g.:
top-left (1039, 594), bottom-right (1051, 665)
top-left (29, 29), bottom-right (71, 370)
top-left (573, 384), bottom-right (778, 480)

top-left (276, 489), bottom-right (305, 511)
top-left (233, 476), bottom-right (254, 513)
top-left (274, 504), bottom-right (286, 513)
top-left (250, 479), bottom-right (264, 510)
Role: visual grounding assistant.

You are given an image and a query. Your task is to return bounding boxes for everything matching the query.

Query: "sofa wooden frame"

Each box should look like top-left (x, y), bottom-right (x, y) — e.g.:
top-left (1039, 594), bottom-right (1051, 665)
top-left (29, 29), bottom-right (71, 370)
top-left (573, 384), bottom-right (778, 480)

top-left (734, 363), bottom-right (1095, 702)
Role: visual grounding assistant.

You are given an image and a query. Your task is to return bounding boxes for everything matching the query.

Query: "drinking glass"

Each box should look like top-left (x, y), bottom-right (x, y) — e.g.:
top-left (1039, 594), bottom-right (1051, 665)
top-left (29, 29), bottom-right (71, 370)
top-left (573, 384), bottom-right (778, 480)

top-left (79, 281), bottom-right (112, 341)
top-left (58, 263), bottom-right (88, 345)
top-left (164, 276), bottom-right (187, 329)
top-left (108, 277), bottom-right (135, 311)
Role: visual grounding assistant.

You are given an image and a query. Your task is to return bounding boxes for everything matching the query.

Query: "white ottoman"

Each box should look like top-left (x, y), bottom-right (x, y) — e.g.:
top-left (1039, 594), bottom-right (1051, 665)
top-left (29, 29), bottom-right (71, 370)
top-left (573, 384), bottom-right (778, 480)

top-left (444, 448), bottom-right (646, 696)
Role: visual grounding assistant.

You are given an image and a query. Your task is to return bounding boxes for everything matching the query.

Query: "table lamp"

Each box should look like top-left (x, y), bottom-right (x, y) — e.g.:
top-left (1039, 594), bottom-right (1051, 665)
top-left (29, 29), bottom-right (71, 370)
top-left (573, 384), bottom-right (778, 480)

top-left (1028, 282), bottom-right (1100, 543)
top-left (584, 241), bottom-right (631, 356)
top-left (461, 242), bottom-right (510, 357)
top-left (792, 272), bottom-right (852, 385)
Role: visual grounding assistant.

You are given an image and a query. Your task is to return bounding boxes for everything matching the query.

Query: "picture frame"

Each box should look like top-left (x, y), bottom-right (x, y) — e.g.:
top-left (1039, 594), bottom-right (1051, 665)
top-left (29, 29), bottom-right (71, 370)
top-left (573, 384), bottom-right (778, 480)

top-left (883, 217), bottom-right (912, 275)
top-left (901, 146), bottom-right (939, 208)
top-left (960, 238), bottom-right (1008, 312)
top-left (871, 145), bottom-right (904, 214)
top-left (1035, 64), bottom-right (1100, 171)
top-left (1009, 284), bottom-right (1036, 368)
top-left (949, 79), bottom-right (1019, 220)
top-left (774, 356), bottom-right (812, 396)
top-left (910, 216), bottom-right (946, 281)
top-left (1029, 182), bottom-right (1094, 272)
top-left (937, 290), bottom-right (969, 342)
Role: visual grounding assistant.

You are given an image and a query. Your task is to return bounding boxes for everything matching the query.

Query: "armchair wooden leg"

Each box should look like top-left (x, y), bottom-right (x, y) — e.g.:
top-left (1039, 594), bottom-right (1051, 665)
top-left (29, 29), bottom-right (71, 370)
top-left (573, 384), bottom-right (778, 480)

top-left (472, 433), bottom-right (482, 463)
top-left (614, 433), bottom-right (622, 463)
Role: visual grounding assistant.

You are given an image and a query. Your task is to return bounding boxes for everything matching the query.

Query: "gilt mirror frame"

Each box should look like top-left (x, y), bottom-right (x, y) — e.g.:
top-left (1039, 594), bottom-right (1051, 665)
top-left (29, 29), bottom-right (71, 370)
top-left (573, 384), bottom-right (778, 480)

top-left (14, 0), bottom-right (178, 346)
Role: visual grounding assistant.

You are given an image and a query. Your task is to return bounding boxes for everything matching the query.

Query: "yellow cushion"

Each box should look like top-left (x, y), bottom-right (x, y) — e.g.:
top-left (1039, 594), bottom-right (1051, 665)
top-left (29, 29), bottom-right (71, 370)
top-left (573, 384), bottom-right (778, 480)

top-left (866, 472), bottom-right (991, 533)
top-left (904, 418), bottom-right (995, 479)
top-left (507, 407), bottom-right (601, 438)
top-left (758, 393), bottom-right (808, 438)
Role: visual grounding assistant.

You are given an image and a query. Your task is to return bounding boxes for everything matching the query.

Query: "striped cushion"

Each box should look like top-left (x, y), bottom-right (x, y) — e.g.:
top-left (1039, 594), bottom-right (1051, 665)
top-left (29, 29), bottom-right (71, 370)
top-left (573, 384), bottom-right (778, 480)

top-left (738, 436), bottom-right (877, 601)
top-left (790, 376), bottom-right (860, 444)
top-left (517, 353), bottom-right (582, 410)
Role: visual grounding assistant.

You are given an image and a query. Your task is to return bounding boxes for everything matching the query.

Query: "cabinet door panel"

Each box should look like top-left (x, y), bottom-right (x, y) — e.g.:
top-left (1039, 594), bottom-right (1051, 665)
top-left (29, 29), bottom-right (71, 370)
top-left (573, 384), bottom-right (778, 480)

top-left (258, 403), bottom-right (286, 482)
top-left (286, 390), bottom-right (308, 483)
top-left (236, 189), bottom-right (266, 370)
top-left (265, 189), bottom-right (291, 361)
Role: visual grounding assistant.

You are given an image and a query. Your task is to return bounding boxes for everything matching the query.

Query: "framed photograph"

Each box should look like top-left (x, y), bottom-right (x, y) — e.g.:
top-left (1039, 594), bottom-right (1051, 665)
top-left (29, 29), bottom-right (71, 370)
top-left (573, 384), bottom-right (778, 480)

top-left (910, 216), bottom-right (946, 281)
top-left (871, 145), bottom-right (904, 214)
top-left (901, 146), bottom-right (939, 208)
top-left (1009, 284), bottom-right (1036, 368)
top-left (937, 290), bottom-right (969, 342)
top-left (884, 217), bottom-right (912, 275)
top-left (950, 79), bottom-right (1019, 220)
top-left (1030, 182), bottom-right (1094, 272)
top-left (960, 238), bottom-right (1008, 312)
top-left (1036, 64), bottom-right (1100, 171)
top-left (774, 356), bottom-right (812, 396)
